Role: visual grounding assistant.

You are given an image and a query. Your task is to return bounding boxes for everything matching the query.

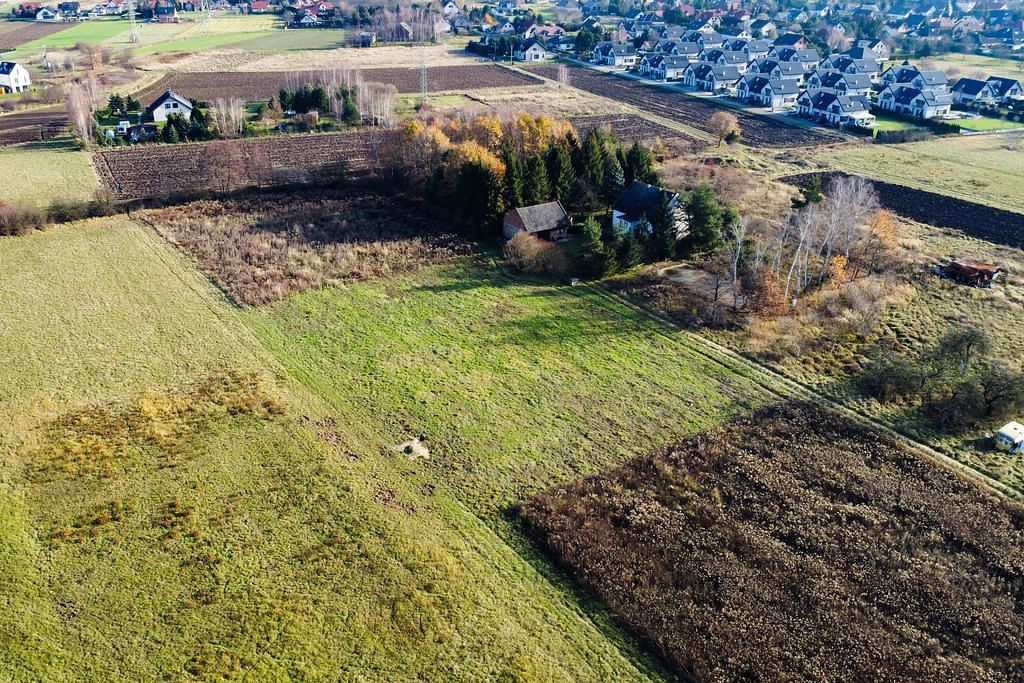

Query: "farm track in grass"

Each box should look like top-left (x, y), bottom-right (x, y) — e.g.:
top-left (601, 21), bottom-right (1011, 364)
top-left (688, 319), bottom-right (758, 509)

top-left (132, 65), bottom-right (542, 102)
top-left (94, 131), bottom-right (374, 199)
top-left (782, 171), bottom-right (1024, 248)
top-left (524, 64), bottom-right (845, 148)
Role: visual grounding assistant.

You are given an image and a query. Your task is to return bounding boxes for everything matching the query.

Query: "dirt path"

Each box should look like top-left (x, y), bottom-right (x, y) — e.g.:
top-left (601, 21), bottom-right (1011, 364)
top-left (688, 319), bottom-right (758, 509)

top-left (583, 281), bottom-right (1024, 503)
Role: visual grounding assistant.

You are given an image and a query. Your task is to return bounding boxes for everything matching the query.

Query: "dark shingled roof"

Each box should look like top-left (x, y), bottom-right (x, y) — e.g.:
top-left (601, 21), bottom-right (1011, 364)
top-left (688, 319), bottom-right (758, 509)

top-left (504, 201), bottom-right (569, 234)
top-left (613, 181), bottom-right (677, 222)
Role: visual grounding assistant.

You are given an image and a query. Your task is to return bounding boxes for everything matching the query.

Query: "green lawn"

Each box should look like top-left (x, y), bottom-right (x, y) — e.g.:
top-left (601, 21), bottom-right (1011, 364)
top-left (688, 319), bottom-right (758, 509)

top-left (814, 131), bottom-right (1024, 213)
top-left (870, 113), bottom-right (918, 132)
top-left (4, 220), bottom-right (777, 681)
top-left (956, 115), bottom-right (1024, 132)
top-left (0, 138), bottom-right (99, 208)
top-left (242, 259), bottom-right (771, 516)
top-left (915, 52), bottom-right (1024, 82)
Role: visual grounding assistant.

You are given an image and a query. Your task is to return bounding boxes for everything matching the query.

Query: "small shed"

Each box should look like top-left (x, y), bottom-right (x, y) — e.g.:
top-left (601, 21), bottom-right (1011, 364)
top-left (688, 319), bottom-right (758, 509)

top-left (502, 201), bottom-right (570, 242)
top-left (944, 258), bottom-right (1003, 287)
top-left (995, 422), bottom-right (1024, 453)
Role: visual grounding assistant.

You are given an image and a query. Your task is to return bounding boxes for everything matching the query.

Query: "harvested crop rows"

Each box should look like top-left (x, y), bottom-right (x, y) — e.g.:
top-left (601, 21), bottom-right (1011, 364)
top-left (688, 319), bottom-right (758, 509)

top-left (0, 106), bottom-right (67, 147)
top-left (525, 401), bottom-right (1024, 682)
top-left (0, 21), bottom-right (72, 50)
top-left (569, 113), bottom-right (698, 145)
top-left (783, 171), bottom-right (1024, 247)
top-left (527, 64), bottom-right (843, 148)
top-left (95, 131), bottom-right (374, 199)
top-left (133, 65), bottom-right (542, 103)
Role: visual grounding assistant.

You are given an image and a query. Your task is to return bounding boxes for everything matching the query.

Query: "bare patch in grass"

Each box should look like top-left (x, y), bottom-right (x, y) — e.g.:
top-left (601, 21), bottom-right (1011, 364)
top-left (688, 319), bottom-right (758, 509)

top-left (144, 192), bottom-right (474, 306)
top-left (30, 369), bottom-right (282, 480)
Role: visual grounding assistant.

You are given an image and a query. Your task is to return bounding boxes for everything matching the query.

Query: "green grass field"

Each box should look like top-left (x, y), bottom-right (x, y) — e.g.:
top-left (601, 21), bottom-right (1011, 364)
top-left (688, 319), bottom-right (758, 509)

top-left (0, 138), bottom-right (99, 208)
top-left (915, 52), bottom-right (1024, 82)
top-left (242, 260), bottom-right (770, 516)
top-left (815, 132), bottom-right (1024, 213)
top-left (0, 219), bottom-right (781, 681)
top-left (956, 116), bottom-right (1024, 132)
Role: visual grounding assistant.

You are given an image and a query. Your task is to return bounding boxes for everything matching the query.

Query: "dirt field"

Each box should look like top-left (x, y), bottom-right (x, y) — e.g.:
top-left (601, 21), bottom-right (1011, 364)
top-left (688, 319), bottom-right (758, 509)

top-left (0, 106), bottom-right (67, 146)
top-left (94, 132), bottom-right (375, 199)
top-left (133, 65), bottom-right (542, 102)
top-left (525, 64), bottom-right (844, 148)
top-left (0, 20), bottom-right (72, 50)
top-left (524, 401), bottom-right (1024, 682)
top-left (569, 113), bottom-right (699, 146)
top-left (782, 171), bottom-right (1024, 247)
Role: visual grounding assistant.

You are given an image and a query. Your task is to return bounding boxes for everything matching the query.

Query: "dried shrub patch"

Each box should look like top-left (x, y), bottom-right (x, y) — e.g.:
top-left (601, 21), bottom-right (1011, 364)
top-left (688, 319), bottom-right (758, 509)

top-left (143, 192), bottom-right (474, 305)
top-left (31, 369), bottom-right (282, 480)
top-left (524, 401), bottom-right (1024, 682)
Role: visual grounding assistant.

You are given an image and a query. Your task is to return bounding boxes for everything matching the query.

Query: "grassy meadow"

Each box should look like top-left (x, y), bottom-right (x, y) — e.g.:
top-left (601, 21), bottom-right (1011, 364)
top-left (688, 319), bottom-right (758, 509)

top-left (0, 139), bottom-right (99, 208)
top-left (814, 132), bottom-right (1024, 213)
top-left (1, 219), bottom-right (718, 682)
top-left (242, 259), bottom-right (772, 516)
top-left (916, 52), bottom-right (1024, 82)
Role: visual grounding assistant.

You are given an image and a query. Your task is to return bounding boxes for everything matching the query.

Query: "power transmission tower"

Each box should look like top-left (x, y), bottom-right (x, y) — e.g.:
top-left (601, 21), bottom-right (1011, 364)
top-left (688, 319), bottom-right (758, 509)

top-left (201, 0), bottom-right (213, 36)
top-left (420, 46), bottom-right (428, 106)
top-left (127, 0), bottom-right (140, 43)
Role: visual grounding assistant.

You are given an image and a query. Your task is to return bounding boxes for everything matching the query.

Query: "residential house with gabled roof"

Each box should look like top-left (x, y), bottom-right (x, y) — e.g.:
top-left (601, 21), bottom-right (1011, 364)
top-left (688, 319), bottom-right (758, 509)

top-left (639, 53), bottom-right (691, 80)
top-left (951, 77), bottom-right (997, 104)
top-left (684, 62), bottom-right (741, 91)
top-left (749, 18), bottom-right (777, 37)
top-left (700, 48), bottom-right (749, 73)
top-left (611, 181), bottom-right (682, 234)
top-left (748, 58), bottom-right (805, 81)
top-left (768, 47), bottom-right (820, 72)
top-left (735, 74), bottom-right (799, 109)
top-left (987, 76), bottom-right (1023, 104)
top-left (146, 90), bottom-right (193, 123)
top-left (796, 90), bottom-right (875, 126)
top-left (772, 32), bottom-right (808, 49)
top-left (593, 42), bottom-right (638, 67)
top-left (34, 6), bottom-right (61, 20)
top-left (876, 84), bottom-right (953, 118)
top-left (805, 70), bottom-right (872, 96)
top-left (514, 38), bottom-right (552, 61)
top-left (818, 55), bottom-right (881, 79)
top-left (0, 61), bottom-right (31, 94)
top-left (728, 38), bottom-right (770, 60)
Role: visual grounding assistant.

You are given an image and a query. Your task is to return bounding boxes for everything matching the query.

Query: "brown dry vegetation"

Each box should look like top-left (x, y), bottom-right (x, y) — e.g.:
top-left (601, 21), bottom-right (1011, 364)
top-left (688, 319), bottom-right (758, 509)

top-left (524, 401), bottom-right (1024, 682)
top-left (143, 192), bottom-right (474, 305)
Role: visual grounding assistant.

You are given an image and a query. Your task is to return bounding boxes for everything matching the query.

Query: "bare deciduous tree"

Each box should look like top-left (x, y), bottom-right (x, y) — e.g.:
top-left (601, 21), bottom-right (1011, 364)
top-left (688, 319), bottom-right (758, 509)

top-left (66, 80), bottom-right (96, 145)
top-left (211, 97), bottom-right (246, 137)
top-left (708, 111), bottom-right (739, 147)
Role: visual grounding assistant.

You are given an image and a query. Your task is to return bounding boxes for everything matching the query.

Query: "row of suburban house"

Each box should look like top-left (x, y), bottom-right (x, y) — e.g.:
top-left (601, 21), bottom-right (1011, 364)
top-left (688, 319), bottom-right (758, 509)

top-left (546, 0), bottom-right (1023, 51)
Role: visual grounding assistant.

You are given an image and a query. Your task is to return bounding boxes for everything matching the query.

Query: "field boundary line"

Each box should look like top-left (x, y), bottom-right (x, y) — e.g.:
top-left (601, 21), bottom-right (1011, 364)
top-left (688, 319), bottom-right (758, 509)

top-left (585, 281), bottom-right (1024, 503)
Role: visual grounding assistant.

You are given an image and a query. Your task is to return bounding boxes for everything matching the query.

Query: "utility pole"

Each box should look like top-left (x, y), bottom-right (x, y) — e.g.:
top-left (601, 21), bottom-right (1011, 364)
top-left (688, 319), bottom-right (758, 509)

top-left (420, 45), bottom-right (428, 106)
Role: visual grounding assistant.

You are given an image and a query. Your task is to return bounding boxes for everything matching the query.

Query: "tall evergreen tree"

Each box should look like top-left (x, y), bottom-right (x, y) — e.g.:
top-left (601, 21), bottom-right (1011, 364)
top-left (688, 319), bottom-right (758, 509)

top-left (524, 154), bottom-right (552, 205)
top-left (581, 129), bottom-right (607, 188)
top-left (602, 154), bottom-right (625, 202)
top-left (616, 232), bottom-right (643, 271)
top-left (501, 140), bottom-right (526, 208)
top-left (648, 194), bottom-right (678, 261)
top-left (564, 128), bottom-right (582, 176)
top-left (545, 145), bottom-right (575, 205)
top-left (682, 184), bottom-right (725, 256)
top-left (625, 141), bottom-right (657, 185)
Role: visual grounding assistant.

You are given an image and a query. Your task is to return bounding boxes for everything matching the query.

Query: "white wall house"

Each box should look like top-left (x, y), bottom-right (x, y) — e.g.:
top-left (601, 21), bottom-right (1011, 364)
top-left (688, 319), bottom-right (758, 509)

top-left (0, 61), bottom-right (31, 94)
top-left (146, 90), bottom-right (194, 123)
